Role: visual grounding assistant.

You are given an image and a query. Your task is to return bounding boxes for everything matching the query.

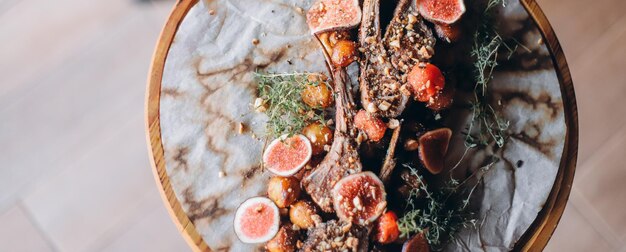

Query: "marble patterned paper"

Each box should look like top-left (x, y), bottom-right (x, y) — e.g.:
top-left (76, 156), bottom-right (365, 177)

top-left (158, 0), bottom-right (566, 251)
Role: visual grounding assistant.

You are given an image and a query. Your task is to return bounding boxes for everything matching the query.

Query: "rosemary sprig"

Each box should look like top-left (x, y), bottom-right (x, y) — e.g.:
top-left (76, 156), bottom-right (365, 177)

top-left (255, 72), bottom-right (327, 138)
top-left (397, 160), bottom-right (497, 250)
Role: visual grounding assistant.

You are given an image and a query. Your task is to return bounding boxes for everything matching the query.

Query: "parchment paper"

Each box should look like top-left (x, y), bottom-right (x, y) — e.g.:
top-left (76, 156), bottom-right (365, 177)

top-left (158, 0), bottom-right (565, 251)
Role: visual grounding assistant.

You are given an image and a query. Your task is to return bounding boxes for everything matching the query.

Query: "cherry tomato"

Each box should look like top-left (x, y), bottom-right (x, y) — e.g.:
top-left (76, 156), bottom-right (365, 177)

top-left (375, 211), bottom-right (400, 244)
top-left (355, 110), bottom-right (387, 142)
top-left (301, 75), bottom-right (333, 108)
top-left (331, 40), bottom-right (358, 68)
top-left (407, 63), bottom-right (445, 103)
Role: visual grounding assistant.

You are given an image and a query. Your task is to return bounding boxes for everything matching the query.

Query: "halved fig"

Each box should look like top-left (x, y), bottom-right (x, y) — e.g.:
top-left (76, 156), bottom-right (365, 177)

top-left (332, 171), bottom-right (387, 225)
top-left (263, 134), bottom-right (312, 177)
top-left (418, 128), bottom-right (452, 174)
top-left (434, 23), bottom-right (462, 43)
top-left (306, 0), bottom-right (362, 34)
top-left (402, 232), bottom-right (430, 252)
top-left (417, 0), bottom-right (466, 25)
top-left (234, 197), bottom-right (280, 244)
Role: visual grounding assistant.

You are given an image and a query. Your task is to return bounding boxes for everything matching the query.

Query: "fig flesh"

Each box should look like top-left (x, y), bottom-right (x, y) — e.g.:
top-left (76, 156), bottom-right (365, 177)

top-left (306, 0), bottom-right (362, 34)
top-left (234, 197), bottom-right (280, 244)
top-left (418, 128), bottom-right (452, 174)
top-left (417, 0), bottom-right (466, 25)
top-left (331, 171), bottom-right (387, 225)
top-left (263, 134), bottom-right (312, 177)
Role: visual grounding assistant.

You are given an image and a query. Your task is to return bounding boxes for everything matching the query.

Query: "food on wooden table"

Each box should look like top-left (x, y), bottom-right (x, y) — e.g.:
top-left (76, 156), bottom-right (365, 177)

top-left (302, 122), bottom-right (333, 155)
top-left (263, 134), bottom-right (312, 177)
top-left (265, 224), bottom-right (300, 252)
top-left (234, 197), bottom-right (280, 244)
top-left (289, 200), bottom-right (320, 229)
top-left (331, 171), bottom-right (387, 225)
top-left (235, 0), bottom-right (520, 250)
top-left (267, 176), bottom-right (301, 208)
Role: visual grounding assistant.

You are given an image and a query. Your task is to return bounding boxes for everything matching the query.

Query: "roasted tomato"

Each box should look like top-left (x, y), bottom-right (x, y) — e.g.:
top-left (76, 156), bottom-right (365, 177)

top-left (331, 40), bottom-right (358, 68)
top-left (408, 63), bottom-right (445, 103)
top-left (302, 75), bottom-right (333, 108)
top-left (354, 110), bottom-right (387, 142)
top-left (302, 122), bottom-right (333, 155)
top-left (374, 211), bottom-right (400, 244)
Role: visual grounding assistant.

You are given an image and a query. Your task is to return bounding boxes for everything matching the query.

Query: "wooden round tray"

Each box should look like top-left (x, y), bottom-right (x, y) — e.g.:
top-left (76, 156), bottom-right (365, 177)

top-left (146, 0), bottom-right (578, 251)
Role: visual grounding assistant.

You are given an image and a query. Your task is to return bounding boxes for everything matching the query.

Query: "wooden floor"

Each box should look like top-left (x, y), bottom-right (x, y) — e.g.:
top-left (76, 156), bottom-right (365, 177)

top-left (0, 0), bottom-right (624, 251)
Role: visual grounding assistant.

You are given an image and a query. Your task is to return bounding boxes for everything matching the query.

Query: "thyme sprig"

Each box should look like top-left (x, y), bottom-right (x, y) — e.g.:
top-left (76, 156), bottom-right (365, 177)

top-left (397, 160), bottom-right (498, 250)
top-left (256, 72), bottom-right (327, 138)
top-left (464, 0), bottom-right (513, 149)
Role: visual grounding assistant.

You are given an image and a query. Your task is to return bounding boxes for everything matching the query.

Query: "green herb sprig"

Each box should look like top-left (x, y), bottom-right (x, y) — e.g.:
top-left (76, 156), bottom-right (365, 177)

top-left (256, 72), bottom-right (327, 138)
top-left (465, 0), bottom-right (513, 149)
top-left (397, 160), bottom-right (497, 250)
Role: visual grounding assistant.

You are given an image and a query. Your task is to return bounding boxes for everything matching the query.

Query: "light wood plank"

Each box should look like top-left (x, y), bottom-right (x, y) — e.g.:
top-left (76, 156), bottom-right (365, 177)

top-left (0, 204), bottom-right (55, 252)
top-left (545, 204), bottom-right (614, 252)
top-left (0, 0), bottom-right (131, 102)
top-left (0, 6), bottom-right (166, 211)
top-left (100, 191), bottom-right (190, 252)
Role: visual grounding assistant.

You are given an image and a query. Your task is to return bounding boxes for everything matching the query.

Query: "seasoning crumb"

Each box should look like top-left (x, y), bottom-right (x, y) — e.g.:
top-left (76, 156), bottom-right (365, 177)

top-left (238, 122), bottom-right (245, 134)
top-left (252, 38), bottom-right (260, 45)
top-left (516, 160), bottom-right (524, 168)
top-left (388, 119), bottom-right (400, 129)
top-left (218, 170), bottom-right (226, 178)
top-left (208, 9), bottom-right (216, 15)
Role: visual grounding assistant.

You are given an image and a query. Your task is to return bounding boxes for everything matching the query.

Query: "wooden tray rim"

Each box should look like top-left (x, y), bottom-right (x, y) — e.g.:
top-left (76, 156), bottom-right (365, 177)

top-left (145, 0), bottom-right (579, 251)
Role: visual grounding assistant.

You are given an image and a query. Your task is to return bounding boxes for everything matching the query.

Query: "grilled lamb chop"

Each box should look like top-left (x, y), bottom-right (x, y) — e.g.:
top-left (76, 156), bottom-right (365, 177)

top-left (358, 0), bottom-right (436, 118)
top-left (302, 69), bottom-right (363, 212)
top-left (383, 0), bottom-right (436, 82)
top-left (358, 0), bottom-right (407, 118)
top-left (300, 220), bottom-right (369, 252)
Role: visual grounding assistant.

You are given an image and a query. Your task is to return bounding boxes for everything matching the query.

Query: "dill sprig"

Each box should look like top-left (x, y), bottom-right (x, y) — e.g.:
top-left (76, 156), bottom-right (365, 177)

top-left (397, 160), bottom-right (498, 250)
top-left (465, 0), bottom-right (512, 148)
top-left (256, 72), bottom-right (327, 138)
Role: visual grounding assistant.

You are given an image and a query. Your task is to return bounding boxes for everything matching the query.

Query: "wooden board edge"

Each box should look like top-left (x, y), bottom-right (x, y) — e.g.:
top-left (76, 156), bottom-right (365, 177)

top-left (514, 0), bottom-right (579, 251)
top-left (145, 0), bottom-right (579, 251)
top-left (145, 0), bottom-right (211, 251)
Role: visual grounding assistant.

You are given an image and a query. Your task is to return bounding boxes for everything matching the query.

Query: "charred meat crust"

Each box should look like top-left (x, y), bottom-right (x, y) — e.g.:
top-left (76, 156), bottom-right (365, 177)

top-left (358, 0), bottom-right (436, 119)
top-left (358, 0), bottom-right (407, 118)
top-left (302, 69), bottom-right (363, 213)
top-left (300, 220), bottom-right (369, 252)
top-left (383, 0), bottom-right (436, 82)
